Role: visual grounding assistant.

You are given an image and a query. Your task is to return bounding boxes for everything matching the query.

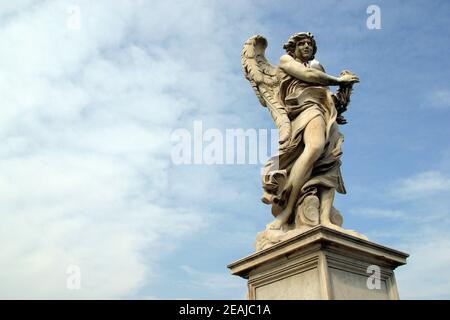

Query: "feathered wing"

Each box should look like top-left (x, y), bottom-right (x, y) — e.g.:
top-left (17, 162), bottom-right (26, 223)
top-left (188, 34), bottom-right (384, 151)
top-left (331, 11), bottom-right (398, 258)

top-left (242, 35), bottom-right (291, 150)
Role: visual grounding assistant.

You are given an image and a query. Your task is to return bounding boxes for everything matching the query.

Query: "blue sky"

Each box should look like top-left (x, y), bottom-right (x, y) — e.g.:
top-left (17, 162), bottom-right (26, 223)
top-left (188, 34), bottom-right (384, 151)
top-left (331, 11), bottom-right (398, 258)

top-left (1, 0), bottom-right (450, 299)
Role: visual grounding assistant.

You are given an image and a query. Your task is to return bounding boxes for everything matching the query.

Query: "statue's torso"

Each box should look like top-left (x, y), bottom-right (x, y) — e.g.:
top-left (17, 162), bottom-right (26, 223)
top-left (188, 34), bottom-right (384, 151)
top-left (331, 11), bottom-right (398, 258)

top-left (278, 66), bottom-right (333, 120)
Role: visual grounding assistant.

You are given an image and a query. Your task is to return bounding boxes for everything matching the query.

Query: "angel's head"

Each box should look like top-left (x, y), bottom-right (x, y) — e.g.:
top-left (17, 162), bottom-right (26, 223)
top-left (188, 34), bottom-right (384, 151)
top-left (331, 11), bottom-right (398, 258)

top-left (283, 32), bottom-right (317, 63)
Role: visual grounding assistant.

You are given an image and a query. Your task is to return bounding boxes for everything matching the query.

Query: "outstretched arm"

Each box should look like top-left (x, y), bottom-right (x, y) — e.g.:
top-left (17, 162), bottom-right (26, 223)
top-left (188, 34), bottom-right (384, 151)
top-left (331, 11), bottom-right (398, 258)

top-left (279, 55), bottom-right (356, 86)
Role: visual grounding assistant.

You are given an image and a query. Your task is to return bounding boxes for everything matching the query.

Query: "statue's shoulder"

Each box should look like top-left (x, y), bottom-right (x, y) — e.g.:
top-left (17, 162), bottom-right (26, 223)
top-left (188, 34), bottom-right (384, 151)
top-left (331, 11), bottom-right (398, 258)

top-left (310, 59), bottom-right (325, 72)
top-left (279, 54), bottom-right (293, 64)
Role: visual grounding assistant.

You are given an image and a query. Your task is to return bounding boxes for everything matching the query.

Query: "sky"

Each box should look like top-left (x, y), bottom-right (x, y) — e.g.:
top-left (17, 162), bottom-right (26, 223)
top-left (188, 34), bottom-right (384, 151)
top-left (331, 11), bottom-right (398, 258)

top-left (0, 0), bottom-right (449, 299)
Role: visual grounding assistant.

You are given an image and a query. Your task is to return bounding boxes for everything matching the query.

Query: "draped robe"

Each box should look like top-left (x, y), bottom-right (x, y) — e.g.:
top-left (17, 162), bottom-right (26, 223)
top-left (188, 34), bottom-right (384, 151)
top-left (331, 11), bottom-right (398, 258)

top-left (261, 72), bottom-right (346, 218)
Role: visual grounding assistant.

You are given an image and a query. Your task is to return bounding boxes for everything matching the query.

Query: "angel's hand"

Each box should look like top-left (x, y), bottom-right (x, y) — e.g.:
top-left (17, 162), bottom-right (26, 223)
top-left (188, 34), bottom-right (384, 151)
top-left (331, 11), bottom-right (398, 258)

top-left (279, 128), bottom-right (291, 150)
top-left (338, 73), bottom-right (359, 85)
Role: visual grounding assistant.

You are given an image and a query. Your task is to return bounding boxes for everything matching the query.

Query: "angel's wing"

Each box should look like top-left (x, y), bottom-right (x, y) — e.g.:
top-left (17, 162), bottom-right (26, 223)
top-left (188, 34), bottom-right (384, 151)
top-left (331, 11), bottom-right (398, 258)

top-left (242, 35), bottom-right (291, 150)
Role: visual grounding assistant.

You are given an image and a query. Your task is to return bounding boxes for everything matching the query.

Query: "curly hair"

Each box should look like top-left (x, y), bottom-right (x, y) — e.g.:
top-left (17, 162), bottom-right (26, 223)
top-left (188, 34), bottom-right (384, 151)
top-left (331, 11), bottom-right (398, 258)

top-left (283, 32), bottom-right (317, 61)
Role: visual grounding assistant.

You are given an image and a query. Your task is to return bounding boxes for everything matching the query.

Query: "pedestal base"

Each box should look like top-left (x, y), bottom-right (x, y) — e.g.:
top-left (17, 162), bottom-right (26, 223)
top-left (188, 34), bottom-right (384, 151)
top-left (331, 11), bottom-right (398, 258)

top-left (228, 226), bottom-right (408, 300)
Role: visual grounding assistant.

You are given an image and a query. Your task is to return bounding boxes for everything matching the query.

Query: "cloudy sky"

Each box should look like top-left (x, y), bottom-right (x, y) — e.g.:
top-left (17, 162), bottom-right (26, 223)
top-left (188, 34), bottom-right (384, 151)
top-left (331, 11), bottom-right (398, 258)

top-left (0, 0), bottom-right (449, 299)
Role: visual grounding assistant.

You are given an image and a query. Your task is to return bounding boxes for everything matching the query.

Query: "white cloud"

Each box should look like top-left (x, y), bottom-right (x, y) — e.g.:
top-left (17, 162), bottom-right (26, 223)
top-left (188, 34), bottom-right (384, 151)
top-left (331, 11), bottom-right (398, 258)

top-left (392, 171), bottom-right (450, 200)
top-left (0, 0), bottom-right (265, 298)
top-left (396, 229), bottom-right (450, 299)
top-left (356, 170), bottom-right (450, 299)
top-left (349, 207), bottom-right (407, 219)
top-left (427, 89), bottom-right (450, 109)
top-left (179, 265), bottom-right (246, 299)
top-left (0, 149), bottom-right (208, 298)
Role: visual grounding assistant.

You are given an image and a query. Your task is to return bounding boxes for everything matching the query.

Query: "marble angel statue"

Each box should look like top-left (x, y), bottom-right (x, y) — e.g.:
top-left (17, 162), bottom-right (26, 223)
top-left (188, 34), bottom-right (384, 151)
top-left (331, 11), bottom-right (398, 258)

top-left (242, 32), bottom-right (365, 250)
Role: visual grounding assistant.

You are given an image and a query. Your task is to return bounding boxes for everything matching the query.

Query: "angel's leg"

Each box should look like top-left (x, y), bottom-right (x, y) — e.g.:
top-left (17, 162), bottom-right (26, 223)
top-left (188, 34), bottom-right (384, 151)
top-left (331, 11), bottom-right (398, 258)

top-left (319, 187), bottom-right (334, 225)
top-left (267, 116), bottom-right (326, 230)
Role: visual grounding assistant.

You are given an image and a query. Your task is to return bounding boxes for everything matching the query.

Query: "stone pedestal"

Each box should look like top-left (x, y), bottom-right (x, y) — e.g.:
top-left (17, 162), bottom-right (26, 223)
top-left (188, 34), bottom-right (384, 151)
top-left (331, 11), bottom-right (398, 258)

top-left (228, 226), bottom-right (408, 300)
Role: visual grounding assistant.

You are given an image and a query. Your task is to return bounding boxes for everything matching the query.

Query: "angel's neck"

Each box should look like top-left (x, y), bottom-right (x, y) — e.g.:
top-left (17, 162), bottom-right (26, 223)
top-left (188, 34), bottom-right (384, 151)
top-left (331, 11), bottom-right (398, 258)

top-left (296, 58), bottom-right (310, 67)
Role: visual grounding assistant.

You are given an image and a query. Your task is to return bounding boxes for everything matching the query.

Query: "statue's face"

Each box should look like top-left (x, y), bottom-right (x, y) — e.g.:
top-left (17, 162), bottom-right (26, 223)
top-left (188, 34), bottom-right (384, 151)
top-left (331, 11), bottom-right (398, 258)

top-left (294, 37), bottom-right (313, 62)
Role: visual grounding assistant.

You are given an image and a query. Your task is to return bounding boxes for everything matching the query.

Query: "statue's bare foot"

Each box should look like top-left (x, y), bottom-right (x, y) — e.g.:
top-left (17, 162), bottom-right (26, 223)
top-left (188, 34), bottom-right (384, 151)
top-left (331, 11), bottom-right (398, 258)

top-left (266, 206), bottom-right (293, 230)
top-left (266, 218), bottom-right (284, 230)
top-left (320, 221), bottom-right (368, 240)
top-left (321, 221), bottom-right (340, 230)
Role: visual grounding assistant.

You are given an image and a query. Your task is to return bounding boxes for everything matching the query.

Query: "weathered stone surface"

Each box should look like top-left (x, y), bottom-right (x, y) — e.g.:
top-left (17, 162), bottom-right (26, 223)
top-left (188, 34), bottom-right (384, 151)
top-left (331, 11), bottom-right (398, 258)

top-left (228, 226), bottom-right (408, 300)
top-left (237, 32), bottom-right (408, 300)
top-left (242, 33), bottom-right (360, 235)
